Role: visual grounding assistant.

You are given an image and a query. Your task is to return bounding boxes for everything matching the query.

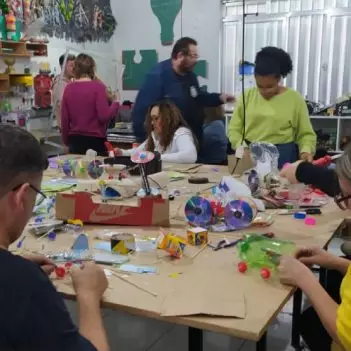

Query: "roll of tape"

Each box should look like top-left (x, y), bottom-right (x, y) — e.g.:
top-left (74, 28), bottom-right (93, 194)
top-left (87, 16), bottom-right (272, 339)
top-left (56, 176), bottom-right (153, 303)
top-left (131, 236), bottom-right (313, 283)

top-left (294, 212), bottom-right (306, 220)
top-left (111, 233), bottom-right (136, 255)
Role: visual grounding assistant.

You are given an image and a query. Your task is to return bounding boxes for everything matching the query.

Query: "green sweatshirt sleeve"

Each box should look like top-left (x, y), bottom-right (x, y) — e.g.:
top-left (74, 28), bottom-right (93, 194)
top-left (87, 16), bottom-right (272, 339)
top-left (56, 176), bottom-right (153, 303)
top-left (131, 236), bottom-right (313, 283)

top-left (294, 95), bottom-right (317, 154)
top-left (228, 94), bottom-right (244, 150)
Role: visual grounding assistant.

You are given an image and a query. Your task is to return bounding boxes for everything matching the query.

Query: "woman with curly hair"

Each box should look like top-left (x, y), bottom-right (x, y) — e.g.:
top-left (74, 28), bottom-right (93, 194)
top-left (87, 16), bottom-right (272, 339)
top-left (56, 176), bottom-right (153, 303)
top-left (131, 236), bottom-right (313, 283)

top-left (61, 53), bottom-right (120, 155)
top-left (228, 47), bottom-right (316, 168)
top-left (114, 100), bottom-right (198, 163)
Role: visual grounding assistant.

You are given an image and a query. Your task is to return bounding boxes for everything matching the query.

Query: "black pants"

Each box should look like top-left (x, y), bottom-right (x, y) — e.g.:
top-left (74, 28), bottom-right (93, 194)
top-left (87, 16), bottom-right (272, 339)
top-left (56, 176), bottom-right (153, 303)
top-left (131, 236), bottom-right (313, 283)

top-left (300, 268), bottom-right (344, 350)
top-left (68, 135), bottom-right (107, 156)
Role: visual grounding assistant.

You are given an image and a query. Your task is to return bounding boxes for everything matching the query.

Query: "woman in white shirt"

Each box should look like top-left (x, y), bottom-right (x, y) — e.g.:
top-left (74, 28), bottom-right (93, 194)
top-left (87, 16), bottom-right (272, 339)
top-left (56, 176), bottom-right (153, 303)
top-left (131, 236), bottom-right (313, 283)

top-left (114, 101), bottom-right (198, 163)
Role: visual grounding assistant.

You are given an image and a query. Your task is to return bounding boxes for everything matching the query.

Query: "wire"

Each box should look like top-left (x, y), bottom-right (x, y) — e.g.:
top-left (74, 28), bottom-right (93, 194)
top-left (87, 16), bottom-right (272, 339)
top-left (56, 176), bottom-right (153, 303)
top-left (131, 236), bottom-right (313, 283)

top-left (231, 0), bottom-right (247, 175)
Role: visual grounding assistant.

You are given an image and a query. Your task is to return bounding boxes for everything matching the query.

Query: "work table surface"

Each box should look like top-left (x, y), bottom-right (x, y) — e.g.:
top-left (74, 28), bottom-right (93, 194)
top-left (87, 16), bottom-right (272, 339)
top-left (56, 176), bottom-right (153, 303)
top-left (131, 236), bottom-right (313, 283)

top-left (19, 162), bottom-right (347, 341)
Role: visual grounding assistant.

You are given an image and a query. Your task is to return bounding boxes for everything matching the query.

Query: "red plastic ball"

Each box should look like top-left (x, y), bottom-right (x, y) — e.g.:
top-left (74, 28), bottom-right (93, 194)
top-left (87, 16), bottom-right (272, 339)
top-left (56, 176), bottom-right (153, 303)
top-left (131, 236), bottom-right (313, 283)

top-left (260, 268), bottom-right (271, 280)
top-left (238, 261), bottom-right (248, 273)
top-left (65, 262), bottom-right (73, 269)
top-left (55, 266), bottom-right (66, 278)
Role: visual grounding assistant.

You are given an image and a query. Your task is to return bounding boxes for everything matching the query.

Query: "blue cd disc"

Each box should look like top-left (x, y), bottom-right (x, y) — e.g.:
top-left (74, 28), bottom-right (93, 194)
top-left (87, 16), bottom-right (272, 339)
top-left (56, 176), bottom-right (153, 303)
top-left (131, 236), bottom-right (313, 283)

top-left (224, 199), bottom-right (256, 230)
top-left (62, 159), bottom-right (77, 177)
top-left (248, 169), bottom-right (260, 194)
top-left (184, 196), bottom-right (213, 226)
top-left (88, 160), bottom-right (104, 179)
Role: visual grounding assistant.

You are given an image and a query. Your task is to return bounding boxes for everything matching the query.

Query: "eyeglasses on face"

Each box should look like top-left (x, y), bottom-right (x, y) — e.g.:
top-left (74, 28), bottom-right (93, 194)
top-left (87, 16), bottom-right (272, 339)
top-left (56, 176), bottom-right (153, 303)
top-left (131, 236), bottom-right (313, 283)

top-left (12, 184), bottom-right (47, 199)
top-left (334, 193), bottom-right (351, 210)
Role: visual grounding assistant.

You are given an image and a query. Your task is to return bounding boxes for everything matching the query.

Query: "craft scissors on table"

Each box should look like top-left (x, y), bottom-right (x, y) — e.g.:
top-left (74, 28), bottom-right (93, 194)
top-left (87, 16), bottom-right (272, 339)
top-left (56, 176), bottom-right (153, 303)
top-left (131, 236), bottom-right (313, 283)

top-left (211, 232), bottom-right (275, 251)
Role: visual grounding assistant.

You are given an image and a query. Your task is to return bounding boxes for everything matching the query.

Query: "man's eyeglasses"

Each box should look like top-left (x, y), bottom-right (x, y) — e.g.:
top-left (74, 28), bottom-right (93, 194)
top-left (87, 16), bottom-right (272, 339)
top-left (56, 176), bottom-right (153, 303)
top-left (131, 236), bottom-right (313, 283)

top-left (12, 184), bottom-right (47, 199)
top-left (334, 193), bottom-right (351, 210)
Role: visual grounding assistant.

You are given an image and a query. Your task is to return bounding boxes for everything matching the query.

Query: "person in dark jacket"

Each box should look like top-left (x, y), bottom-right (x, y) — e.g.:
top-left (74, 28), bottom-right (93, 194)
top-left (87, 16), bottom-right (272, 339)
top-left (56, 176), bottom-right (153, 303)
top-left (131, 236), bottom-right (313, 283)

top-left (132, 37), bottom-right (235, 148)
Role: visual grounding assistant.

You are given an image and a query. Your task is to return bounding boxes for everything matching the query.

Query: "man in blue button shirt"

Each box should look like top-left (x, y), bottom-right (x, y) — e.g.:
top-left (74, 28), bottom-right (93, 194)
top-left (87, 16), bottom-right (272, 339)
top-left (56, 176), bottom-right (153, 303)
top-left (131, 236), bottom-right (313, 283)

top-left (132, 37), bottom-right (235, 149)
top-left (0, 125), bottom-right (110, 351)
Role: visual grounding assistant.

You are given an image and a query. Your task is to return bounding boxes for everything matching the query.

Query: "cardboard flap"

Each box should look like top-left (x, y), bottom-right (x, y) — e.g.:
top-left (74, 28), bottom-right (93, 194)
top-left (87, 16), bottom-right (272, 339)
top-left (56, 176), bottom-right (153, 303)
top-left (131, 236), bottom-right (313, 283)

top-left (160, 272), bottom-right (246, 318)
top-left (228, 153), bottom-right (255, 177)
top-left (147, 171), bottom-right (170, 189)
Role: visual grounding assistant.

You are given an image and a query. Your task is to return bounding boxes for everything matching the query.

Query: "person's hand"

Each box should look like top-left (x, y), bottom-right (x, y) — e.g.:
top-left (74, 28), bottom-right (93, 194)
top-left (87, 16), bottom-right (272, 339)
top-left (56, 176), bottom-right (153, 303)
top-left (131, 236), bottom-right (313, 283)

top-left (279, 161), bottom-right (302, 184)
top-left (113, 90), bottom-right (120, 102)
top-left (295, 246), bottom-right (338, 269)
top-left (278, 255), bottom-right (314, 287)
top-left (23, 254), bottom-right (56, 275)
top-left (220, 94), bottom-right (236, 103)
top-left (71, 262), bottom-right (108, 300)
top-left (300, 152), bottom-right (313, 162)
top-left (113, 147), bottom-right (122, 156)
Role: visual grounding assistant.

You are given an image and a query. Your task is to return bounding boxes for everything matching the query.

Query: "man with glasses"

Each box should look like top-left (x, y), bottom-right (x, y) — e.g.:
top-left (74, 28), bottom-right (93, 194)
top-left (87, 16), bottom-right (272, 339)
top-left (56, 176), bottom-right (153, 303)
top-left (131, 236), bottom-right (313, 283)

top-left (0, 125), bottom-right (109, 351)
top-left (132, 37), bottom-right (235, 152)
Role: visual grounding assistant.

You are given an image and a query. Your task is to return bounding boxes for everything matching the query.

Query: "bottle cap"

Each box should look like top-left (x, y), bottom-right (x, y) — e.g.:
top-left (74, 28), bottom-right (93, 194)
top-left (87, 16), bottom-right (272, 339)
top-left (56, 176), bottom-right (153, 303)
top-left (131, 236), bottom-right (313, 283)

top-left (294, 212), bottom-right (306, 219)
top-left (304, 217), bottom-right (316, 226)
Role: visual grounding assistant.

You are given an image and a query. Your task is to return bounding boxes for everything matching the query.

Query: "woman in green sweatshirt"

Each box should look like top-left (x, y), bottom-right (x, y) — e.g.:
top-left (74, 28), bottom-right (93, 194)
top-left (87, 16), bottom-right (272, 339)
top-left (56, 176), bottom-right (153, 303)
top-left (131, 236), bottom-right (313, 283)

top-left (228, 47), bottom-right (316, 169)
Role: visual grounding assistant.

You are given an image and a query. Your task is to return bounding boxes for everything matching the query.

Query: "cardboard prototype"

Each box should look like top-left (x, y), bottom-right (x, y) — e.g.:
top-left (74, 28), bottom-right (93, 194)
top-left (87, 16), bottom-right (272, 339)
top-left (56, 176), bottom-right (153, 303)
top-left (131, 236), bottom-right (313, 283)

top-left (228, 151), bottom-right (255, 177)
top-left (56, 191), bottom-right (170, 226)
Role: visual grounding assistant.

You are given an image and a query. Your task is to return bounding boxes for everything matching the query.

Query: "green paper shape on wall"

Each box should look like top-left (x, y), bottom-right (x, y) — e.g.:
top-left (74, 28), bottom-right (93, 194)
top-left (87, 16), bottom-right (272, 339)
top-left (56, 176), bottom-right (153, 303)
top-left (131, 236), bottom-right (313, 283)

top-left (150, 0), bottom-right (182, 46)
top-left (122, 50), bottom-right (158, 90)
top-left (194, 60), bottom-right (208, 79)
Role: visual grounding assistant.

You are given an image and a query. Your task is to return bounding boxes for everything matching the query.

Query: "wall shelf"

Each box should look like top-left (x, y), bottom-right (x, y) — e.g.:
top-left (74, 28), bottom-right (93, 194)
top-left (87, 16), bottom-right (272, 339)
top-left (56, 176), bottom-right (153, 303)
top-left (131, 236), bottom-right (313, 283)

top-left (0, 40), bottom-right (31, 57)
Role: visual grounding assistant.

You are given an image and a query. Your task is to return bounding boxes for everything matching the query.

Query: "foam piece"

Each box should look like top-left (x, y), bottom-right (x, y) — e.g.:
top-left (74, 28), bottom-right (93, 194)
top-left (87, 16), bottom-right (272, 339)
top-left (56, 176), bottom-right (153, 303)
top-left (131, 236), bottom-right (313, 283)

top-left (304, 217), bottom-right (316, 226)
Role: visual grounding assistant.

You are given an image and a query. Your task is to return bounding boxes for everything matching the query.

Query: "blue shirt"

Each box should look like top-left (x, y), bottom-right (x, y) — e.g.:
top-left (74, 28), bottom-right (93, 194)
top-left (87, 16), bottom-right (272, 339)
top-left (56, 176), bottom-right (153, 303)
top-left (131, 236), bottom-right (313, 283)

top-left (0, 249), bottom-right (97, 351)
top-left (202, 120), bottom-right (228, 164)
top-left (132, 59), bottom-right (222, 144)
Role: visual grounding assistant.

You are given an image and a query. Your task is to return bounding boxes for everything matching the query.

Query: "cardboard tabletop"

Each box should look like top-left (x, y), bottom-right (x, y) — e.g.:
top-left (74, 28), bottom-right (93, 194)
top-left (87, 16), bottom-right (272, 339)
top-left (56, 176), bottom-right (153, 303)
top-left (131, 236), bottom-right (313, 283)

top-left (19, 163), bottom-right (347, 341)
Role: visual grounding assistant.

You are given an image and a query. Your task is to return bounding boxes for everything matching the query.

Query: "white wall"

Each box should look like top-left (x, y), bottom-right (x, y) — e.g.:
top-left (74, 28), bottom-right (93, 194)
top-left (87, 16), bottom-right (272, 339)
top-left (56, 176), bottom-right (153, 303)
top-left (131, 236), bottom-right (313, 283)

top-left (45, 0), bottom-right (222, 102)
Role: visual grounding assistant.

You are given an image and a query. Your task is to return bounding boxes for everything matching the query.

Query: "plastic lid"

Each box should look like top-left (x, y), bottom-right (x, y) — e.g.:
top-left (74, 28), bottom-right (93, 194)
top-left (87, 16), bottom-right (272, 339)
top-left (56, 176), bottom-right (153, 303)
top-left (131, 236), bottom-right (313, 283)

top-left (304, 217), bottom-right (316, 226)
top-left (294, 212), bottom-right (306, 219)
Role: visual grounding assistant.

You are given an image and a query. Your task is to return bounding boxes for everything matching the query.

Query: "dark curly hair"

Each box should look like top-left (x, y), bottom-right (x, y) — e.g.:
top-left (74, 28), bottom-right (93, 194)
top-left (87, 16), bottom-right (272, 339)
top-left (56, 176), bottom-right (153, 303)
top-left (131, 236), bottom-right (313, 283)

top-left (254, 47), bottom-right (293, 78)
top-left (145, 100), bottom-right (198, 152)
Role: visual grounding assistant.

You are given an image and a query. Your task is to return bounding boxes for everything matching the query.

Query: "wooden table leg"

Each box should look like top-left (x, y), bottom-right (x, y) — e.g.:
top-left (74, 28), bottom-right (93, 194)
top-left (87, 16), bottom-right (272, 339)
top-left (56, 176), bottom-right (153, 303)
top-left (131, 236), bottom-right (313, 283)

top-left (291, 289), bottom-right (303, 349)
top-left (256, 332), bottom-right (267, 351)
top-left (188, 327), bottom-right (203, 351)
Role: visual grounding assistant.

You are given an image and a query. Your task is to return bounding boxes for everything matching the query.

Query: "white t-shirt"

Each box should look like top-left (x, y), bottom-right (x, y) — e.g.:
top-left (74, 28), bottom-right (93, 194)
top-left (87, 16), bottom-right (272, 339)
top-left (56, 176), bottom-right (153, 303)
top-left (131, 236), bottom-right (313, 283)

top-left (122, 127), bottom-right (197, 163)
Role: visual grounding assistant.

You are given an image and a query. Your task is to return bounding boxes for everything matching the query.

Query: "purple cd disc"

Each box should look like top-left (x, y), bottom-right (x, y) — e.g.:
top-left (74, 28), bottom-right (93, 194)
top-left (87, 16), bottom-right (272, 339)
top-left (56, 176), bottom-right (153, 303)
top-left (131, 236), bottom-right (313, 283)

top-left (224, 199), bottom-right (255, 230)
top-left (184, 196), bottom-right (213, 226)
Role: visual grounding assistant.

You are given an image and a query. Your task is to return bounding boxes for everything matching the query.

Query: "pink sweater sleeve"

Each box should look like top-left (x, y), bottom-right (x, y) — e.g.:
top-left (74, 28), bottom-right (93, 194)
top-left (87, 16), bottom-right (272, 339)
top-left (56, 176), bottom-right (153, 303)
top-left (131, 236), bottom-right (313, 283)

top-left (95, 84), bottom-right (120, 123)
top-left (60, 88), bottom-right (69, 145)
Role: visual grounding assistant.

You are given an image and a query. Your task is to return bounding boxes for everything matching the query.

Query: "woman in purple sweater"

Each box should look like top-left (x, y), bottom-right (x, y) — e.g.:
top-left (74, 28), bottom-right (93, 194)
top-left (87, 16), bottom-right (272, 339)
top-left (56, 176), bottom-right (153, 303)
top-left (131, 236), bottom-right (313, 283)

top-left (61, 54), bottom-right (119, 155)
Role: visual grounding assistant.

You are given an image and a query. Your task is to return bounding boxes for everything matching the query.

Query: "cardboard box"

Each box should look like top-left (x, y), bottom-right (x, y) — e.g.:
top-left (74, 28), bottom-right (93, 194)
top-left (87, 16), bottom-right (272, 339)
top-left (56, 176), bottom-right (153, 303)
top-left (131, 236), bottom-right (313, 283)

top-left (56, 191), bottom-right (170, 226)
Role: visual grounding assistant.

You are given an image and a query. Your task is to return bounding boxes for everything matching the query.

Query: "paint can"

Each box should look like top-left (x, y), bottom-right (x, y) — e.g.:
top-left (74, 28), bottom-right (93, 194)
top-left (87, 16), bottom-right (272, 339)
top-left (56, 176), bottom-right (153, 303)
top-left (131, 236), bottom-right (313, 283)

top-left (111, 233), bottom-right (136, 255)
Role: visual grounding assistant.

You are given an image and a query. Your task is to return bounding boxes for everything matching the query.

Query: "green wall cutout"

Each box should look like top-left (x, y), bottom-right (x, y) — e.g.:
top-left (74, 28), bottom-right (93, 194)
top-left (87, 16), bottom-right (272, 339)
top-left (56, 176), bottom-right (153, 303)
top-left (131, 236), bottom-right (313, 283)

top-left (122, 54), bottom-right (209, 91)
top-left (194, 60), bottom-right (208, 79)
top-left (150, 0), bottom-right (182, 46)
top-left (122, 50), bottom-right (159, 90)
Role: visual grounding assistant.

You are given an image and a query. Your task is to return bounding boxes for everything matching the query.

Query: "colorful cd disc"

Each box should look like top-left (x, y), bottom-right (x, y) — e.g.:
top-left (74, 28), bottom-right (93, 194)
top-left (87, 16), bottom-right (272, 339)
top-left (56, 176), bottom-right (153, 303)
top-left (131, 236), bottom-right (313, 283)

top-left (184, 196), bottom-right (213, 226)
top-left (88, 160), bottom-right (104, 179)
top-left (248, 169), bottom-right (260, 194)
top-left (62, 159), bottom-right (77, 177)
top-left (224, 198), bottom-right (257, 230)
top-left (131, 151), bottom-right (155, 164)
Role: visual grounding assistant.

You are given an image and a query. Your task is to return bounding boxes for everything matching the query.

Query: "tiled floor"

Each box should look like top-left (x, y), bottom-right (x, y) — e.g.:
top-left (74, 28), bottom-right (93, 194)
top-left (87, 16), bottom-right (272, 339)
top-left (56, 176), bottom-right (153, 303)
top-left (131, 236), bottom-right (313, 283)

top-left (65, 237), bottom-right (345, 351)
